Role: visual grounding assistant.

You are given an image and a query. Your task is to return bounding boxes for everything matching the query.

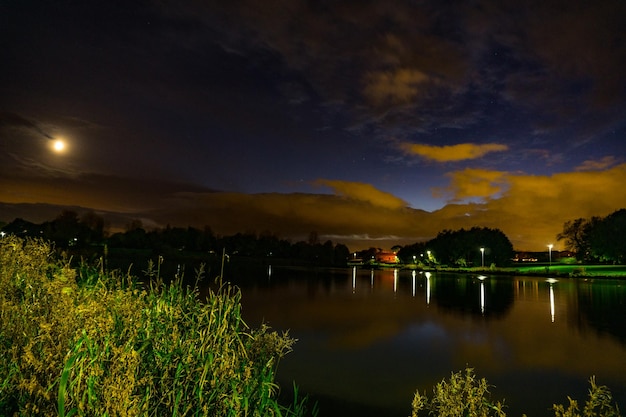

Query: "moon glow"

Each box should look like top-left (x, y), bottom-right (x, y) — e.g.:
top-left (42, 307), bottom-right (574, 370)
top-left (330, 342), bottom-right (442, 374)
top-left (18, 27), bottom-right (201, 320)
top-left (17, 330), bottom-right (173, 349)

top-left (52, 139), bottom-right (66, 152)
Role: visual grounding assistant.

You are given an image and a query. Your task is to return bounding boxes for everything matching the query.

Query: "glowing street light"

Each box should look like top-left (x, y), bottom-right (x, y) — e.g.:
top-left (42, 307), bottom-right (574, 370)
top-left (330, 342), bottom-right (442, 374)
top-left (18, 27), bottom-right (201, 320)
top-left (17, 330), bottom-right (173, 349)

top-left (548, 244), bottom-right (553, 266)
top-left (480, 247), bottom-right (485, 268)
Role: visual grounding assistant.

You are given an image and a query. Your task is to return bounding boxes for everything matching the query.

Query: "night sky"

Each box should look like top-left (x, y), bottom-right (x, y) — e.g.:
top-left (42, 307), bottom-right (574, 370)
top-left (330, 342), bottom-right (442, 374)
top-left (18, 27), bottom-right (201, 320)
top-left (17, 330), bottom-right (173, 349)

top-left (1, 0), bottom-right (625, 251)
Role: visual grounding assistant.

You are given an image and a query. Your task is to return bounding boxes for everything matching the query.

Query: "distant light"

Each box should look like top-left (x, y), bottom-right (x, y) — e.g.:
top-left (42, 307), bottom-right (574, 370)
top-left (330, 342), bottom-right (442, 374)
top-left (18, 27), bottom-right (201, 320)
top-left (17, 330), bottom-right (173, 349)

top-left (52, 139), bottom-right (66, 153)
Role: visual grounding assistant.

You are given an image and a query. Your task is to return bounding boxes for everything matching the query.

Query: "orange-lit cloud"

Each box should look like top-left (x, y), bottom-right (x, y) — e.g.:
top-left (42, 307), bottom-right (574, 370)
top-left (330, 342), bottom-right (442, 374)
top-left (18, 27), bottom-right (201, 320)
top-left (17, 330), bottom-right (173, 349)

top-left (314, 179), bottom-right (408, 209)
top-left (2, 164), bottom-right (626, 252)
top-left (435, 168), bottom-right (509, 200)
top-left (399, 142), bottom-right (509, 162)
top-left (436, 163), bottom-right (626, 249)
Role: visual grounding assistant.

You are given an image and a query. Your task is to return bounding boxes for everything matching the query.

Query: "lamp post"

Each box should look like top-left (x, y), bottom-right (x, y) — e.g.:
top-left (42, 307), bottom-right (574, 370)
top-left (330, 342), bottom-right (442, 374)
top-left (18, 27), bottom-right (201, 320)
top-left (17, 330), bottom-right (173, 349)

top-left (548, 244), bottom-right (553, 266)
top-left (480, 247), bottom-right (485, 268)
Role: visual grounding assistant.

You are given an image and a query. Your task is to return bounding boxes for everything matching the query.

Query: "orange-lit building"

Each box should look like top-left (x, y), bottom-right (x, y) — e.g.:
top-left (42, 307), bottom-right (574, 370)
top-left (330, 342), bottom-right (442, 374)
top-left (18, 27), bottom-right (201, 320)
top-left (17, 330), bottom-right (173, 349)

top-left (375, 250), bottom-right (399, 264)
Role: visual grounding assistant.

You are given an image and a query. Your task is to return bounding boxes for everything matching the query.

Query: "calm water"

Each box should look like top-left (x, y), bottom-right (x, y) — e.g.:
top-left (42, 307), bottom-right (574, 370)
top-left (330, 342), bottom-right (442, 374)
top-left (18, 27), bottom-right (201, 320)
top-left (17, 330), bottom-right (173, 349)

top-left (225, 266), bottom-right (626, 417)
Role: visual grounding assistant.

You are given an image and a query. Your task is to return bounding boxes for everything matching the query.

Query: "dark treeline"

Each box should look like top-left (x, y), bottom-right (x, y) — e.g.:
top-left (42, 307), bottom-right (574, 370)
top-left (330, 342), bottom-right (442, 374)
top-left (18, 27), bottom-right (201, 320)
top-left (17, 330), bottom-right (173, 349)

top-left (558, 208), bottom-right (626, 263)
top-left (15, 208), bottom-right (626, 269)
top-left (0, 210), bottom-right (351, 267)
top-left (395, 227), bottom-right (514, 268)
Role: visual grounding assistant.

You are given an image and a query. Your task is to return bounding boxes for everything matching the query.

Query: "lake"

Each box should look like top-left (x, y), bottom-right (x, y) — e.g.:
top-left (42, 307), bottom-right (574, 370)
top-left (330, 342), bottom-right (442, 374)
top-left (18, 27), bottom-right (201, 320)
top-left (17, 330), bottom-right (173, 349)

top-left (224, 265), bottom-right (626, 417)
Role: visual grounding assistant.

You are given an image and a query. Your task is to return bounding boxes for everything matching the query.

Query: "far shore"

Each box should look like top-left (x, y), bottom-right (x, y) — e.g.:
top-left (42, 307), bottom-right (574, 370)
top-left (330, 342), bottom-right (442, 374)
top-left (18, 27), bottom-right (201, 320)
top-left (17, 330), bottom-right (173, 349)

top-left (404, 263), bottom-right (626, 279)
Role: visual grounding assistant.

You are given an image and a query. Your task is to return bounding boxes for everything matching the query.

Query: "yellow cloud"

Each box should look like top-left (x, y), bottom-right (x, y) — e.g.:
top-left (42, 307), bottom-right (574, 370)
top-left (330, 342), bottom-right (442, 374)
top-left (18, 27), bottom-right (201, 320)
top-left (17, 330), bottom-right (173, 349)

top-left (435, 168), bottom-right (508, 200)
top-left (314, 179), bottom-right (408, 210)
top-left (400, 142), bottom-right (509, 162)
top-left (3, 166), bottom-right (626, 252)
top-left (442, 164), bottom-right (626, 250)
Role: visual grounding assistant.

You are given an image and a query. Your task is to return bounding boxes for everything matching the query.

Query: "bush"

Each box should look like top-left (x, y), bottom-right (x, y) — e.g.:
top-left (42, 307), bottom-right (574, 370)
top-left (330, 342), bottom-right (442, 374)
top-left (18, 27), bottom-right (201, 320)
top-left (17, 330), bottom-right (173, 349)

top-left (411, 369), bottom-right (621, 417)
top-left (0, 236), bottom-right (314, 416)
top-left (553, 377), bottom-right (621, 417)
top-left (411, 368), bottom-right (506, 417)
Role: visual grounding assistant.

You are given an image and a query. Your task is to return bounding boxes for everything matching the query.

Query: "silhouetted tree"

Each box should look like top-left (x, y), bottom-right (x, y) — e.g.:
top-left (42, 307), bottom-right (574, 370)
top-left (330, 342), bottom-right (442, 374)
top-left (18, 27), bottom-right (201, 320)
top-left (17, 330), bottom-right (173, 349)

top-left (558, 209), bottom-right (626, 263)
top-left (80, 211), bottom-right (107, 243)
top-left (48, 210), bottom-right (90, 248)
top-left (1, 218), bottom-right (41, 237)
top-left (334, 243), bottom-right (350, 266)
top-left (588, 209), bottom-right (626, 263)
top-left (426, 227), bottom-right (514, 267)
top-left (125, 219), bottom-right (144, 232)
top-left (397, 242), bottom-right (428, 264)
top-left (557, 217), bottom-right (593, 260)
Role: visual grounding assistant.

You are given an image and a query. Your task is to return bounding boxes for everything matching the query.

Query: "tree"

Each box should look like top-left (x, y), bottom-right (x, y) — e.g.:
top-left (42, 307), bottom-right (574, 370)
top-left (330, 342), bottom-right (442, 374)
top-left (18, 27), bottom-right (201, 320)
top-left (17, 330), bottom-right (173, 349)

top-left (334, 243), bottom-right (350, 266)
top-left (557, 217), bottom-right (592, 260)
top-left (558, 209), bottom-right (626, 263)
top-left (397, 242), bottom-right (427, 264)
top-left (425, 227), bottom-right (514, 267)
top-left (48, 210), bottom-right (90, 248)
top-left (588, 209), bottom-right (626, 263)
top-left (80, 211), bottom-right (107, 243)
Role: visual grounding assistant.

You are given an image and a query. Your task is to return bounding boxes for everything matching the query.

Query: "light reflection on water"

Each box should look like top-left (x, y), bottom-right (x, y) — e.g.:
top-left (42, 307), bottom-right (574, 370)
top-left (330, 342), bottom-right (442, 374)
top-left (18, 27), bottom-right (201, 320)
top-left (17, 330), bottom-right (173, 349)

top-left (227, 266), bottom-right (626, 417)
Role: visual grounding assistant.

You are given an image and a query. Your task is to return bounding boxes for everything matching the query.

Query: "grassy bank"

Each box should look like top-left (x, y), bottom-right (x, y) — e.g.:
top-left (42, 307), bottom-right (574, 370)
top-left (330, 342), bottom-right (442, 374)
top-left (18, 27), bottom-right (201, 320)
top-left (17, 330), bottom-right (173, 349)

top-left (410, 263), bottom-right (626, 278)
top-left (0, 237), bottom-right (315, 416)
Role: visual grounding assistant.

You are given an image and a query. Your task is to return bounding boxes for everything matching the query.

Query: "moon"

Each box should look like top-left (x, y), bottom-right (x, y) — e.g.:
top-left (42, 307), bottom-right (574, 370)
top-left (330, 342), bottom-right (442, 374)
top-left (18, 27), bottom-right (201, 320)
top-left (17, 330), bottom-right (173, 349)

top-left (52, 139), bottom-right (66, 153)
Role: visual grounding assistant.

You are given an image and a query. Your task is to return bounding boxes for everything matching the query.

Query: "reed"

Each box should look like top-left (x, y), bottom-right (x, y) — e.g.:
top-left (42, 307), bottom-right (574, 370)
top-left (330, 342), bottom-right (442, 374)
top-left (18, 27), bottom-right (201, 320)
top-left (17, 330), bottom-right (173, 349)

top-left (411, 368), bottom-right (621, 417)
top-left (0, 236), bottom-right (316, 416)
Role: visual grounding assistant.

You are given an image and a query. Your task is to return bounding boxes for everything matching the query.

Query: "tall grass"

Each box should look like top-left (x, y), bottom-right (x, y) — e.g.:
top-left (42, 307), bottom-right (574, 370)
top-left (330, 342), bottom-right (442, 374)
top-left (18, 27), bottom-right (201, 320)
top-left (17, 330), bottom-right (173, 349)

top-left (411, 368), bottom-right (621, 417)
top-left (0, 237), bottom-right (316, 416)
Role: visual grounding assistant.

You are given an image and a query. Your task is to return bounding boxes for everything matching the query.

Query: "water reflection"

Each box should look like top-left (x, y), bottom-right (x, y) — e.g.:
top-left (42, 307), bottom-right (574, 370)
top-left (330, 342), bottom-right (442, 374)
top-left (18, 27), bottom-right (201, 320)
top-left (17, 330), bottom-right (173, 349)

top-left (227, 267), bottom-right (626, 417)
top-left (479, 277), bottom-right (486, 314)
top-left (548, 280), bottom-right (556, 322)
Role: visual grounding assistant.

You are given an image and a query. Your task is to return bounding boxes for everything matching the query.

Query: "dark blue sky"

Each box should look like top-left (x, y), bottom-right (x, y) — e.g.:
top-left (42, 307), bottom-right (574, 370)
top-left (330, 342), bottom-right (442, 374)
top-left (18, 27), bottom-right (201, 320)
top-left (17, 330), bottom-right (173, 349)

top-left (1, 0), bottom-right (625, 250)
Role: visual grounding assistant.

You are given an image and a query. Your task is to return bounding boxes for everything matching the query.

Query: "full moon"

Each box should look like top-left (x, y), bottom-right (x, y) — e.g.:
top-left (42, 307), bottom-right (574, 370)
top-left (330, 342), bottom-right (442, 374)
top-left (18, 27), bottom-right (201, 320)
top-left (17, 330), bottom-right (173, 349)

top-left (52, 139), bottom-right (65, 152)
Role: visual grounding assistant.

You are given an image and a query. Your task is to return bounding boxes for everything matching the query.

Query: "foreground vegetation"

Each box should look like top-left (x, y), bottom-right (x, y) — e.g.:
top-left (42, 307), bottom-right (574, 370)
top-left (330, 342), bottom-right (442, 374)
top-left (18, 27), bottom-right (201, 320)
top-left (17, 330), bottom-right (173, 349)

top-left (1, 237), bottom-right (622, 416)
top-left (0, 236), bottom-right (315, 416)
top-left (412, 368), bottom-right (621, 417)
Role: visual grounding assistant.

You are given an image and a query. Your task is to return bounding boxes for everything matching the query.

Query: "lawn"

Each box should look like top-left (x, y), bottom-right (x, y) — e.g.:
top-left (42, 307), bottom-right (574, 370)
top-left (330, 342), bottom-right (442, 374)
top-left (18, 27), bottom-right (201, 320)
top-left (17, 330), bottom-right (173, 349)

top-left (507, 263), bottom-right (626, 277)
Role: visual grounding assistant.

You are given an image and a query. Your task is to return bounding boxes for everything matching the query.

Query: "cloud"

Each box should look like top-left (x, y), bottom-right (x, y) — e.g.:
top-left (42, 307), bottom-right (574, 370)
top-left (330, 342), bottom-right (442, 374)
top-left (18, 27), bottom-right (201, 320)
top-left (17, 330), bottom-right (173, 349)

top-left (2, 160), bottom-right (626, 252)
top-left (399, 142), bottom-right (509, 162)
top-left (575, 156), bottom-right (619, 171)
top-left (473, 0), bottom-right (626, 138)
top-left (435, 169), bottom-right (509, 201)
top-left (0, 171), bottom-right (212, 214)
top-left (0, 111), bottom-right (53, 138)
top-left (363, 69), bottom-right (430, 105)
top-left (435, 164), bottom-right (626, 249)
top-left (313, 179), bottom-right (408, 209)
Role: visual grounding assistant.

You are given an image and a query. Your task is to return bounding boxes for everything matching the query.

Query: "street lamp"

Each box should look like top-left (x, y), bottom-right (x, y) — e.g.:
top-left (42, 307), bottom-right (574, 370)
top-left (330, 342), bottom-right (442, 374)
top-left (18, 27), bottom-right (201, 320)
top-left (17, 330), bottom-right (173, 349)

top-left (480, 247), bottom-right (485, 268)
top-left (548, 244), bottom-right (553, 266)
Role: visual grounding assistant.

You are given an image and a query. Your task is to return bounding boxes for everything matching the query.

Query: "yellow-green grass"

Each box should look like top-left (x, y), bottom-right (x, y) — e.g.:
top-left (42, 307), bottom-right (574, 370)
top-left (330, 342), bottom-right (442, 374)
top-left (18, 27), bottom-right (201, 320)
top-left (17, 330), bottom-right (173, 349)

top-left (0, 236), bottom-right (316, 417)
top-left (510, 264), bottom-right (626, 277)
top-left (411, 368), bottom-right (621, 417)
